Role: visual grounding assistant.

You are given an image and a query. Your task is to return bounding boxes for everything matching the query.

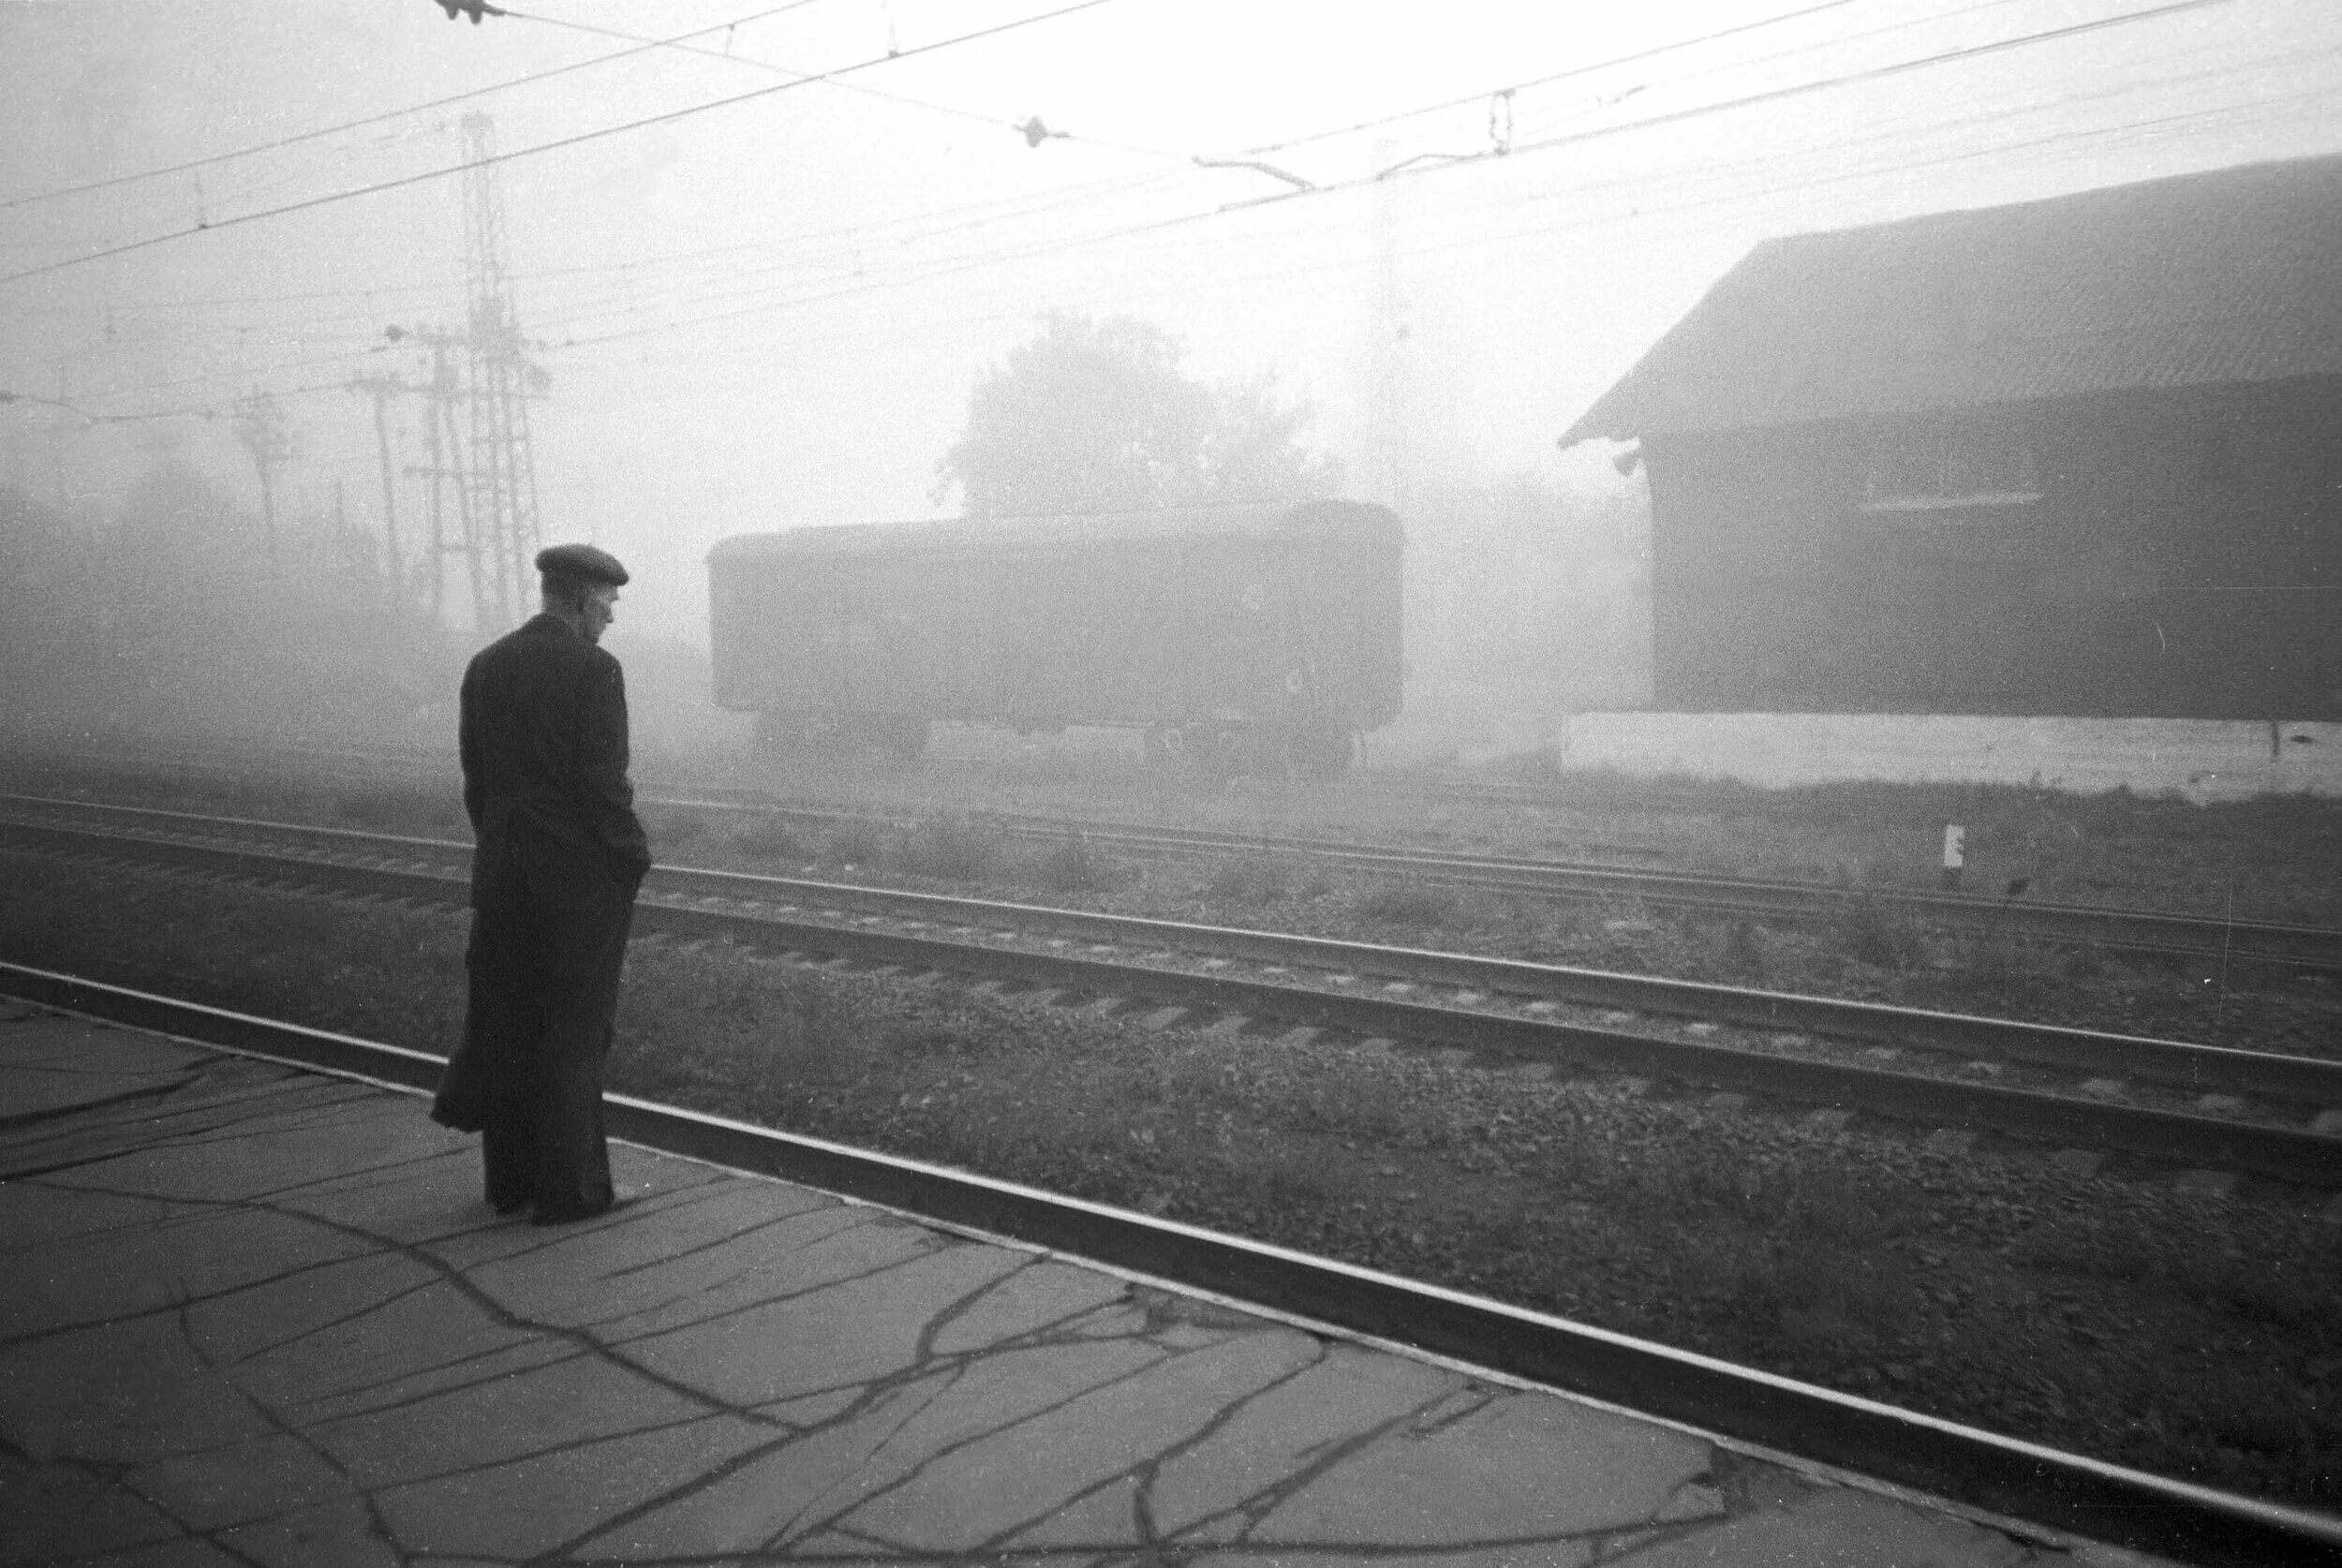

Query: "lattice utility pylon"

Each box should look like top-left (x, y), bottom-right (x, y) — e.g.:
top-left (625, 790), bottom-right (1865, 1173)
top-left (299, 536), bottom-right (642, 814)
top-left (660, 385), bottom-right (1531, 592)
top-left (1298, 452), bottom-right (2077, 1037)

top-left (458, 111), bottom-right (546, 630)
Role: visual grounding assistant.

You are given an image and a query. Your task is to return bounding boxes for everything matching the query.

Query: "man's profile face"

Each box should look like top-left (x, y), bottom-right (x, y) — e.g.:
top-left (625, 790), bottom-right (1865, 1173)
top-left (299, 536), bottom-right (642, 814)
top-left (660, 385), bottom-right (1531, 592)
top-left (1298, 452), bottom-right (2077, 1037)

top-left (583, 585), bottom-right (618, 643)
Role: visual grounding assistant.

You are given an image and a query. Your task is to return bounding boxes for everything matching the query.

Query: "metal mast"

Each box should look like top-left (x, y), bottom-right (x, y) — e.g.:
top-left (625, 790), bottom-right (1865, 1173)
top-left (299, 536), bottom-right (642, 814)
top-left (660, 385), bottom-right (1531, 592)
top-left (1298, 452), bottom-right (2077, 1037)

top-left (458, 111), bottom-right (545, 630)
top-left (1369, 141), bottom-right (1409, 516)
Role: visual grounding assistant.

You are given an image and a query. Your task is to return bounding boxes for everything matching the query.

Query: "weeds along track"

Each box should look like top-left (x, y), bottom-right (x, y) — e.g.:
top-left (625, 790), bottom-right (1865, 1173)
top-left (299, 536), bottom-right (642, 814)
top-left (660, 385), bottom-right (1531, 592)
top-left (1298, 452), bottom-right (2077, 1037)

top-left (7, 962), bottom-right (2336, 1568)
top-left (6, 793), bottom-right (2339, 1191)
top-left (645, 791), bottom-right (2342, 976)
top-left (13, 732), bottom-right (2335, 973)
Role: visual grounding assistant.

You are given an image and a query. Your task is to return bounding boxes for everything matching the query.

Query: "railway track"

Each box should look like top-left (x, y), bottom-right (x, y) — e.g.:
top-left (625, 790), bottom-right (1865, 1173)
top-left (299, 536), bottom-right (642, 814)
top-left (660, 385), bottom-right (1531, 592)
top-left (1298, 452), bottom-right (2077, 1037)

top-left (22, 739), bottom-right (2342, 970)
top-left (6, 793), bottom-right (2339, 1191)
top-left (4, 960), bottom-right (2337, 1568)
top-left (640, 791), bottom-right (2342, 974)
top-left (12, 732), bottom-right (2335, 973)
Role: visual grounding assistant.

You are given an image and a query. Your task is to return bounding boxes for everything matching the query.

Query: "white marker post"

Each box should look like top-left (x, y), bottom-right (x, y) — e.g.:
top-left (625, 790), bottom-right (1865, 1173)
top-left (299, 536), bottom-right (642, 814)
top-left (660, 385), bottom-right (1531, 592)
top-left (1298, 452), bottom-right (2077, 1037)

top-left (1942, 824), bottom-right (1965, 892)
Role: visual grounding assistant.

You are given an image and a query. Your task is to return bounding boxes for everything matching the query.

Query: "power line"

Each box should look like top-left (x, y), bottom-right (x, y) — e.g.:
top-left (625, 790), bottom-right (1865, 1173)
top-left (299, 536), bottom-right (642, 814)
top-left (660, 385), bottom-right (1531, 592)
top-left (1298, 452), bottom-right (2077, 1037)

top-left (539, 87), bottom-right (2335, 380)
top-left (0, 385), bottom-right (238, 424)
top-left (42, 71), bottom-right (2322, 426)
top-left (1484, 0), bottom-right (2254, 176)
top-left (533, 0), bottom-right (2262, 348)
top-left (0, 2), bottom-right (829, 214)
top-left (1233, 0), bottom-right (1871, 158)
top-left (37, 167), bottom-right (1181, 325)
top-left (480, 171), bottom-right (1192, 332)
top-left (1229, 0), bottom-right (2252, 201)
top-left (31, 166), bottom-right (1190, 364)
top-left (497, 93), bottom-right (2329, 404)
top-left (0, 0), bottom-right (1126, 289)
top-left (515, 5), bottom-right (1186, 162)
top-left (31, 3), bottom-right (2312, 413)
top-left (216, 0), bottom-right (2290, 361)
top-left (52, 13), bottom-right (2317, 407)
top-left (1497, 0), bottom-right (2035, 145)
top-left (0, 0), bottom-right (2129, 325)
top-left (411, 0), bottom-right (2253, 344)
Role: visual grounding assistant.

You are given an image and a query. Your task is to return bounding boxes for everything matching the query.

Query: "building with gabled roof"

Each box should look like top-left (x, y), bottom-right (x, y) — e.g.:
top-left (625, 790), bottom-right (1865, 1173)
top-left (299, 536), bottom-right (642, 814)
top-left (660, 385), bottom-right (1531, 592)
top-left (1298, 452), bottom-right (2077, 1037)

top-left (1559, 154), bottom-right (2342, 719)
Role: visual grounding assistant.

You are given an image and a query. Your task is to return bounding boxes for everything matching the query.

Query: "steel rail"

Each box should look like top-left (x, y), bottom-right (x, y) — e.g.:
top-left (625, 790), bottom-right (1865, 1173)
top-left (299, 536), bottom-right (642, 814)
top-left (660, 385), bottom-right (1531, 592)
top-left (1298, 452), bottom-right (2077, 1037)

top-left (657, 799), bottom-right (2340, 973)
top-left (7, 791), bottom-right (2338, 1105)
top-left (7, 806), bottom-right (2339, 1187)
top-left (1, 959), bottom-right (2335, 1568)
top-left (9, 735), bottom-right (2334, 971)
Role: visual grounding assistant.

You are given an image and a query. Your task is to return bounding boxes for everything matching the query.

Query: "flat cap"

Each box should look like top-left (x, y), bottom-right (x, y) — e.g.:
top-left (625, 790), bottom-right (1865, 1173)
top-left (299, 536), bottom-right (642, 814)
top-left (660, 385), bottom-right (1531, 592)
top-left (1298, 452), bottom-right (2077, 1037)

top-left (535, 542), bottom-right (629, 585)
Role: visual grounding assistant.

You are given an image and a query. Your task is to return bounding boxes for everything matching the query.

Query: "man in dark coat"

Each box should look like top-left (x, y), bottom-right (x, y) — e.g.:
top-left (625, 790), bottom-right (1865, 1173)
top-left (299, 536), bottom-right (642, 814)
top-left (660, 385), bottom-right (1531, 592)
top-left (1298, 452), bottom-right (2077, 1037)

top-left (431, 542), bottom-right (652, 1224)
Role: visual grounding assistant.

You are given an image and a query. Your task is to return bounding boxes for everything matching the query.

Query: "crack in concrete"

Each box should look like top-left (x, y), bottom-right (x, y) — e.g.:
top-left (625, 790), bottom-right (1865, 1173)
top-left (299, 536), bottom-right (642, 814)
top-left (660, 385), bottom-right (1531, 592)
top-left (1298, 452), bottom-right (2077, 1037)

top-left (2, 1184), bottom-right (446, 1352)
top-left (1121, 1342), bottom-right (1338, 1547)
top-left (0, 1072), bottom-right (386, 1179)
top-left (365, 1405), bottom-right (733, 1493)
top-left (2, 1038), bottom-right (2021, 1568)
top-left (1164, 1377), bottom-right (1468, 1548)
top-left (18, 1175), bottom-right (800, 1439)
top-left (590, 1201), bottom-right (824, 1282)
top-left (281, 1343), bottom-right (594, 1428)
top-left (771, 1334), bottom-right (1240, 1551)
top-left (590, 1228), bottom-right (973, 1352)
top-left (164, 1270), bottom-right (413, 1564)
top-left (12, 1094), bottom-right (1661, 1566)
top-left (541, 1260), bottom-right (1199, 1559)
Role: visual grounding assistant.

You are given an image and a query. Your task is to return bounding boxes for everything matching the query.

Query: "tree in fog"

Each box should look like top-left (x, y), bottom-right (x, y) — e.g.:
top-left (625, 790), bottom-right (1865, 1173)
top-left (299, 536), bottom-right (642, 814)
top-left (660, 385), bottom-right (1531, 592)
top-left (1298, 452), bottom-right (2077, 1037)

top-left (934, 311), bottom-right (1341, 518)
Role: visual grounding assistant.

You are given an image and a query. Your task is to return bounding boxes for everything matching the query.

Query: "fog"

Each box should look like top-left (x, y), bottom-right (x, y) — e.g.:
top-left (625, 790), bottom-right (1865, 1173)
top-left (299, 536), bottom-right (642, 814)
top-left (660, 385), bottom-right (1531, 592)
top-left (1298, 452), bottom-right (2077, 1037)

top-left (5, 1), bottom-right (2339, 771)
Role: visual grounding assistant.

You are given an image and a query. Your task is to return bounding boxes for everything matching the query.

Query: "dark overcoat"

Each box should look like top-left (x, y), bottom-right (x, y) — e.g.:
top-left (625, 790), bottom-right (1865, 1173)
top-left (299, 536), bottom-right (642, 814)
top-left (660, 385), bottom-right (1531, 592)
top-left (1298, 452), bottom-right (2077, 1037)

top-left (432, 613), bottom-right (651, 1217)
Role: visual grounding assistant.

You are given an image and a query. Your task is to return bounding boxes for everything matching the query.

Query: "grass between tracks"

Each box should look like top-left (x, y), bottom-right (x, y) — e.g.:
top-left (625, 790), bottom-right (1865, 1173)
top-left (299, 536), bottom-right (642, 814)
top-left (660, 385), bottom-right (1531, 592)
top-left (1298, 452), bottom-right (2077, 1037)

top-left (10, 754), bottom-right (2334, 1055)
top-left (3, 846), bottom-right (2338, 1513)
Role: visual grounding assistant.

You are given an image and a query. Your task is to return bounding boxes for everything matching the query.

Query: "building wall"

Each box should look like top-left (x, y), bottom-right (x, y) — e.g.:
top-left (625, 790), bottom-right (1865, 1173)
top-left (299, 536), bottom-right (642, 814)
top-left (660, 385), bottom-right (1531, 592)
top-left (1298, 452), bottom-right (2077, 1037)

top-left (1640, 377), bottom-right (2341, 718)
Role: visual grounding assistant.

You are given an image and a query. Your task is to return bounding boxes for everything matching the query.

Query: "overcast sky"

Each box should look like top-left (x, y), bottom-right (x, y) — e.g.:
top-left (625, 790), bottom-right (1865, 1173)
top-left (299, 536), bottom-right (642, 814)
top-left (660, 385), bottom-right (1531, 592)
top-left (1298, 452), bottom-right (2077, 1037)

top-left (5, 0), bottom-right (2340, 644)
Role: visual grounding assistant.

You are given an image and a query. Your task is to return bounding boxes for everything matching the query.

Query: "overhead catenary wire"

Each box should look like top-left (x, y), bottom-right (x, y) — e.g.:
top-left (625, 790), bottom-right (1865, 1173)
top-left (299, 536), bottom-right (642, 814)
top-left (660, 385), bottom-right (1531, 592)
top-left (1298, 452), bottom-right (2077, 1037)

top-left (33, 164), bottom-right (1186, 328)
top-left (45, 68), bottom-right (2307, 430)
top-left (391, 0), bottom-right (2287, 348)
top-left (39, 163), bottom-right (1190, 358)
top-left (1230, 0), bottom-right (2075, 173)
top-left (0, 0), bottom-right (1128, 288)
top-left (35, 7), bottom-right (2319, 422)
top-left (522, 0), bottom-right (2272, 349)
top-left (550, 107), bottom-right (2326, 363)
top-left (0, 0), bottom-right (2135, 341)
top-left (1230, 0), bottom-right (1872, 158)
top-left (1473, 0), bottom-right (2043, 151)
top-left (511, 4), bottom-right (1189, 162)
top-left (29, 73), bottom-right (2319, 433)
top-left (169, 42), bottom-right (2311, 397)
top-left (37, 0), bottom-right (2269, 364)
top-left (25, 0), bottom-right (2312, 417)
top-left (37, 87), bottom-right (2323, 552)
top-left (0, 0), bottom-right (2041, 280)
top-left (0, 1), bottom-right (830, 214)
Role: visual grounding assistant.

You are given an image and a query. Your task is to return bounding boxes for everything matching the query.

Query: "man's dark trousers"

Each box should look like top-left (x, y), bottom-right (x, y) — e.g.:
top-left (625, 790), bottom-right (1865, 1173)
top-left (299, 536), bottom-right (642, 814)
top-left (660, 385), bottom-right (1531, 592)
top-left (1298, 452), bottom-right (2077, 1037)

top-left (461, 827), bottom-right (636, 1218)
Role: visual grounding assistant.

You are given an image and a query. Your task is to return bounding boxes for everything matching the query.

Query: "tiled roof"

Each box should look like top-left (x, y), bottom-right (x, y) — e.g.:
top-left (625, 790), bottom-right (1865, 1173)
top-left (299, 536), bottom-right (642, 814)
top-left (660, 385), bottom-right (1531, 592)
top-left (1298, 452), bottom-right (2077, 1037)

top-left (1559, 153), bottom-right (2342, 444)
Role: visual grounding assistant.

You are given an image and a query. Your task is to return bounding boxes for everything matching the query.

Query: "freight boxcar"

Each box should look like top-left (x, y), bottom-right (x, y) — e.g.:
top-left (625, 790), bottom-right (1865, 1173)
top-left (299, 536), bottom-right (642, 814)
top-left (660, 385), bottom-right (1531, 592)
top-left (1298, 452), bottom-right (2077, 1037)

top-left (707, 499), bottom-right (1403, 777)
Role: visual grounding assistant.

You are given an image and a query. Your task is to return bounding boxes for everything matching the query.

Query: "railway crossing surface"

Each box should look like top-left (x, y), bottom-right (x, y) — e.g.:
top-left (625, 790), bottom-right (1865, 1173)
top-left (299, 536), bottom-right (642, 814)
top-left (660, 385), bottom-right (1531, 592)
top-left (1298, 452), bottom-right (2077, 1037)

top-left (2, 1003), bottom-right (2151, 1566)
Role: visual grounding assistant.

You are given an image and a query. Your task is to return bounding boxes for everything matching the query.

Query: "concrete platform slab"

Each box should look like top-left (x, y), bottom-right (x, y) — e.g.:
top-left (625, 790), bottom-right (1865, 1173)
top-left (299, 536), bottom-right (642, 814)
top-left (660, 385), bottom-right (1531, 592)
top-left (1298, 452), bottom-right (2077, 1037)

top-left (1, 1001), bottom-right (2089, 1566)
